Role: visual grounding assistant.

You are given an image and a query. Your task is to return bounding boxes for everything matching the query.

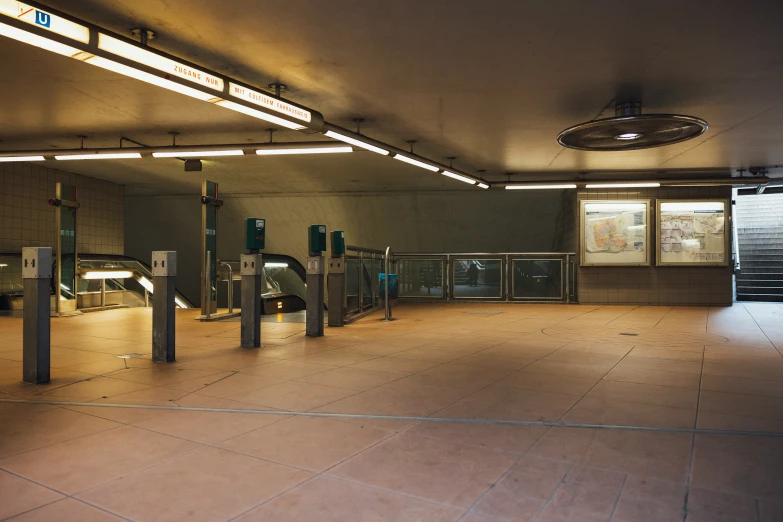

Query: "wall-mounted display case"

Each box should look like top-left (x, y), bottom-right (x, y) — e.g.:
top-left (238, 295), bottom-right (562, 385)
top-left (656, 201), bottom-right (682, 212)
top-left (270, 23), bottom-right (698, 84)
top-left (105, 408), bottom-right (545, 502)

top-left (580, 200), bottom-right (651, 266)
top-left (656, 200), bottom-right (729, 266)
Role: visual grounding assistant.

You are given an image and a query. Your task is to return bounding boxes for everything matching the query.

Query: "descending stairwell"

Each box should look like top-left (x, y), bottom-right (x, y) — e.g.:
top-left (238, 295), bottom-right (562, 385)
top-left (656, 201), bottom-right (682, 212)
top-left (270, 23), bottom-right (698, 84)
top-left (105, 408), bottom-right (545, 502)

top-left (735, 193), bottom-right (783, 302)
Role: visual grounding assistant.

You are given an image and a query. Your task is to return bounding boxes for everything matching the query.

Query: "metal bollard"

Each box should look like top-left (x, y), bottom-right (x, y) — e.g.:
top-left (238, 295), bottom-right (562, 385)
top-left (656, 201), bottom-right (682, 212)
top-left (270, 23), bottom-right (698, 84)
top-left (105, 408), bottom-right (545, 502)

top-left (327, 256), bottom-right (346, 327)
top-left (152, 251), bottom-right (177, 363)
top-left (22, 247), bottom-right (52, 384)
top-left (240, 253), bottom-right (263, 348)
top-left (306, 255), bottom-right (325, 336)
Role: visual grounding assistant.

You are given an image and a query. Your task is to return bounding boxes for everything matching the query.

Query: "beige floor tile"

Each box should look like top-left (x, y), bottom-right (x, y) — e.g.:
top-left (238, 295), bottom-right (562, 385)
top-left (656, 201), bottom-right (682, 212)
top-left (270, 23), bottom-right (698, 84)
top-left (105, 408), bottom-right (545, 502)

top-left (626, 347), bottom-right (704, 362)
top-left (238, 360), bottom-right (335, 380)
top-left (329, 432), bottom-right (517, 508)
top-left (179, 372), bottom-right (287, 398)
top-left (37, 376), bottom-right (152, 399)
top-left (523, 360), bottom-right (613, 380)
top-left (236, 476), bottom-right (461, 521)
top-left (9, 498), bottom-right (126, 521)
top-left (289, 349), bottom-right (380, 366)
top-left (405, 421), bottom-right (546, 454)
top-left (219, 416), bottom-right (393, 471)
top-left (563, 397), bottom-right (696, 429)
top-left (78, 447), bottom-right (311, 522)
top-left (133, 407), bottom-right (289, 444)
top-left (348, 356), bottom-right (444, 375)
top-left (603, 366), bottom-right (702, 389)
top-left (0, 425), bottom-right (202, 494)
top-left (699, 390), bottom-right (783, 420)
top-left (229, 380), bottom-right (357, 411)
top-left (0, 408), bottom-right (120, 459)
top-left (586, 429), bottom-right (693, 483)
top-left (295, 367), bottom-right (402, 391)
top-left (611, 497), bottom-right (683, 522)
top-left (499, 371), bottom-right (600, 396)
top-left (701, 374), bottom-right (783, 398)
top-left (686, 487), bottom-right (757, 521)
top-left (392, 347), bottom-right (464, 362)
top-left (435, 385), bottom-right (581, 422)
top-left (691, 434), bottom-right (783, 499)
top-left (0, 469), bottom-right (64, 519)
top-left (697, 411), bottom-right (783, 433)
top-left (108, 366), bottom-right (231, 386)
top-left (616, 356), bottom-right (703, 374)
top-left (585, 380), bottom-right (699, 409)
top-left (528, 427), bottom-right (598, 464)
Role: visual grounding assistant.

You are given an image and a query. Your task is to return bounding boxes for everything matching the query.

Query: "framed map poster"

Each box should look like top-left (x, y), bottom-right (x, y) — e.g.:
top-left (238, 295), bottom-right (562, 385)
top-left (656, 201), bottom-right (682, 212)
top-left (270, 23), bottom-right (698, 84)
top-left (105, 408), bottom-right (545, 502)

top-left (580, 200), bottom-right (651, 266)
top-left (656, 200), bottom-right (729, 266)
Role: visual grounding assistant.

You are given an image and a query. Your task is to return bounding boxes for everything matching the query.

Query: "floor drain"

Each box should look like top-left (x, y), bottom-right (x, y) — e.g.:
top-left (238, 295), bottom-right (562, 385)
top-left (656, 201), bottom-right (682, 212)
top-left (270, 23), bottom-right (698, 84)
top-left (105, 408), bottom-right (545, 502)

top-left (465, 310), bottom-right (503, 315)
top-left (619, 333), bottom-right (639, 337)
top-left (115, 353), bottom-right (145, 359)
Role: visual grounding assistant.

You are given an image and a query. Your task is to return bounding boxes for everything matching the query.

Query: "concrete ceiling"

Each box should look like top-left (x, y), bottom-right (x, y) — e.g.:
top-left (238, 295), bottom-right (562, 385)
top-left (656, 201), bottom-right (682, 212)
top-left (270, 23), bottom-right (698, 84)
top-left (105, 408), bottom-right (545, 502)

top-left (2, 0), bottom-right (783, 194)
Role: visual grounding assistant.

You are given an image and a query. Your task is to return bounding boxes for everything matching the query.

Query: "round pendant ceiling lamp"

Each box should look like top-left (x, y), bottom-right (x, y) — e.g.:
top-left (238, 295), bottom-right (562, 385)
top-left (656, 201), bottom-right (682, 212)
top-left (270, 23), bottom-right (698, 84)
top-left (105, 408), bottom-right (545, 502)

top-left (557, 102), bottom-right (708, 151)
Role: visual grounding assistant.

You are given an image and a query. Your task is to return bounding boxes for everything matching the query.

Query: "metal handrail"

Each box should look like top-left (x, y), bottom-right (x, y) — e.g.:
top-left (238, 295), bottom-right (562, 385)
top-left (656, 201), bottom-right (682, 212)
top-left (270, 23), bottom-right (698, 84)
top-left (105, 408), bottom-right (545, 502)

top-left (218, 261), bottom-right (233, 314)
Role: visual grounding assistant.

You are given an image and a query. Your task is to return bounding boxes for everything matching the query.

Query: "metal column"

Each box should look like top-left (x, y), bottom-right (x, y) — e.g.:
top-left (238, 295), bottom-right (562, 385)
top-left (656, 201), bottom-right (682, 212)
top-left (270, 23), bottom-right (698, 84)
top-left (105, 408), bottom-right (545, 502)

top-left (240, 253), bottom-right (263, 348)
top-left (22, 247), bottom-right (52, 384)
top-left (327, 256), bottom-right (346, 327)
top-left (152, 251), bottom-right (177, 363)
top-left (306, 255), bottom-right (325, 336)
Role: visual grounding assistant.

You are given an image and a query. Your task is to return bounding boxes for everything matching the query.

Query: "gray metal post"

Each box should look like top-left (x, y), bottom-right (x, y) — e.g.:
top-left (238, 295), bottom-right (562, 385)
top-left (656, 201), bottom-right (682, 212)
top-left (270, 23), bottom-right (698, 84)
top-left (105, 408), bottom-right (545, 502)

top-left (306, 255), bottom-right (325, 336)
top-left (100, 278), bottom-right (106, 307)
top-left (152, 251), bottom-right (177, 363)
top-left (240, 253), bottom-right (263, 348)
top-left (383, 246), bottom-right (393, 321)
top-left (204, 250), bottom-right (212, 319)
top-left (327, 256), bottom-right (346, 327)
top-left (22, 247), bottom-right (52, 384)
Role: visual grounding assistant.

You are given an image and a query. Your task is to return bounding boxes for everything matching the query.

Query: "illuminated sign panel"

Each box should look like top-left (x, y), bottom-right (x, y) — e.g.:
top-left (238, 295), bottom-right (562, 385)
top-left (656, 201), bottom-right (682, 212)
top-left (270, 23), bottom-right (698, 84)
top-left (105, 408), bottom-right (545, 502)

top-left (0, 0), bottom-right (89, 42)
top-left (229, 83), bottom-right (312, 123)
top-left (98, 34), bottom-right (224, 91)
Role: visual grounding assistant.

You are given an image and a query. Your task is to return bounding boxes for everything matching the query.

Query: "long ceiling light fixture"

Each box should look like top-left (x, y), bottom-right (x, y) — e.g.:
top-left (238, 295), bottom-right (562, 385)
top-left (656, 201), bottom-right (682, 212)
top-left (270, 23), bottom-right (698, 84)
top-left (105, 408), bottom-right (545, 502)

top-left (152, 150), bottom-right (244, 158)
top-left (323, 129), bottom-right (390, 156)
top-left (55, 152), bottom-right (142, 160)
top-left (255, 145), bottom-right (352, 156)
top-left (442, 171), bottom-right (477, 185)
top-left (0, 155), bottom-right (45, 162)
top-left (393, 154), bottom-right (441, 172)
top-left (0, 2), bottom-right (491, 189)
top-left (0, 2), bottom-right (322, 131)
top-left (0, 141), bottom-right (353, 160)
top-left (505, 184), bottom-right (578, 190)
top-left (584, 182), bottom-right (661, 188)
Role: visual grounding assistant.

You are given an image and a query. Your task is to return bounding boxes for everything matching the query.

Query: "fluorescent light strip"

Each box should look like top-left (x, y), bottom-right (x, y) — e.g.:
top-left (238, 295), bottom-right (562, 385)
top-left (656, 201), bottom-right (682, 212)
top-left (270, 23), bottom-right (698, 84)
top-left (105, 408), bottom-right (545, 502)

top-left (505, 184), bottom-right (577, 190)
top-left (324, 130), bottom-right (389, 155)
top-left (98, 34), bottom-right (223, 91)
top-left (174, 297), bottom-right (187, 308)
top-left (264, 262), bottom-right (289, 268)
top-left (84, 56), bottom-right (219, 101)
top-left (152, 150), bottom-right (244, 158)
top-left (136, 276), bottom-right (153, 292)
top-left (393, 154), bottom-right (440, 172)
top-left (213, 100), bottom-right (305, 130)
top-left (56, 152), bottom-right (142, 160)
top-left (585, 182), bottom-right (660, 188)
top-left (477, 183), bottom-right (490, 189)
top-left (0, 3), bottom-right (90, 43)
top-left (442, 171), bottom-right (477, 185)
top-left (0, 155), bottom-right (45, 162)
top-left (255, 146), bottom-right (352, 156)
top-left (82, 270), bottom-right (133, 279)
top-left (0, 20), bottom-right (84, 56)
top-left (229, 82), bottom-right (311, 123)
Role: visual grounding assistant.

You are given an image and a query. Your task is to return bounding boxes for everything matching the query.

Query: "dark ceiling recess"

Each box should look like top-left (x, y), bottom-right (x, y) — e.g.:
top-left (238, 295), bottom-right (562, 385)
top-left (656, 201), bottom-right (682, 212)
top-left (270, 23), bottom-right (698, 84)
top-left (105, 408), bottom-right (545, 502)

top-left (557, 102), bottom-right (708, 151)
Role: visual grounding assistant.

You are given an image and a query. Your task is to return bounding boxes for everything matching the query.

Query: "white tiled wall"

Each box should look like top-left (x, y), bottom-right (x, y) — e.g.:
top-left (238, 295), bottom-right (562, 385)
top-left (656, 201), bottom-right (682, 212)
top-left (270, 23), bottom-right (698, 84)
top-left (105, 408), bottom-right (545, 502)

top-left (0, 162), bottom-right (124, 255)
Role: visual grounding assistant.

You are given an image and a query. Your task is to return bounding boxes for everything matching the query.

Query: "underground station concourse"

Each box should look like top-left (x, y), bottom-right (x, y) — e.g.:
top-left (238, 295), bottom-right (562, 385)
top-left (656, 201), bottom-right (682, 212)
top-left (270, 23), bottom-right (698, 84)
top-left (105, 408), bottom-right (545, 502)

top-left (2, 2), bottom-right (783, 522)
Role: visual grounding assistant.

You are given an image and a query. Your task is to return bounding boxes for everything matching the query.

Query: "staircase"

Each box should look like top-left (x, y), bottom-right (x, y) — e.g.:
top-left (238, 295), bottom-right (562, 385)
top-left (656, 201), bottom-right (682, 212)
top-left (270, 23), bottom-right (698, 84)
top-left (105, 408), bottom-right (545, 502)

top-left (735, 193), bottom-right (783, 302)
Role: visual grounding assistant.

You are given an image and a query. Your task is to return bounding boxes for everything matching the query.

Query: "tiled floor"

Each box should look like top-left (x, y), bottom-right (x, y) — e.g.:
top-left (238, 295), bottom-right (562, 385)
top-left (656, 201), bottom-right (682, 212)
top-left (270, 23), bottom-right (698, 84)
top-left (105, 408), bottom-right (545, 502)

top-left (1, 303), bottom-right (783, 521)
